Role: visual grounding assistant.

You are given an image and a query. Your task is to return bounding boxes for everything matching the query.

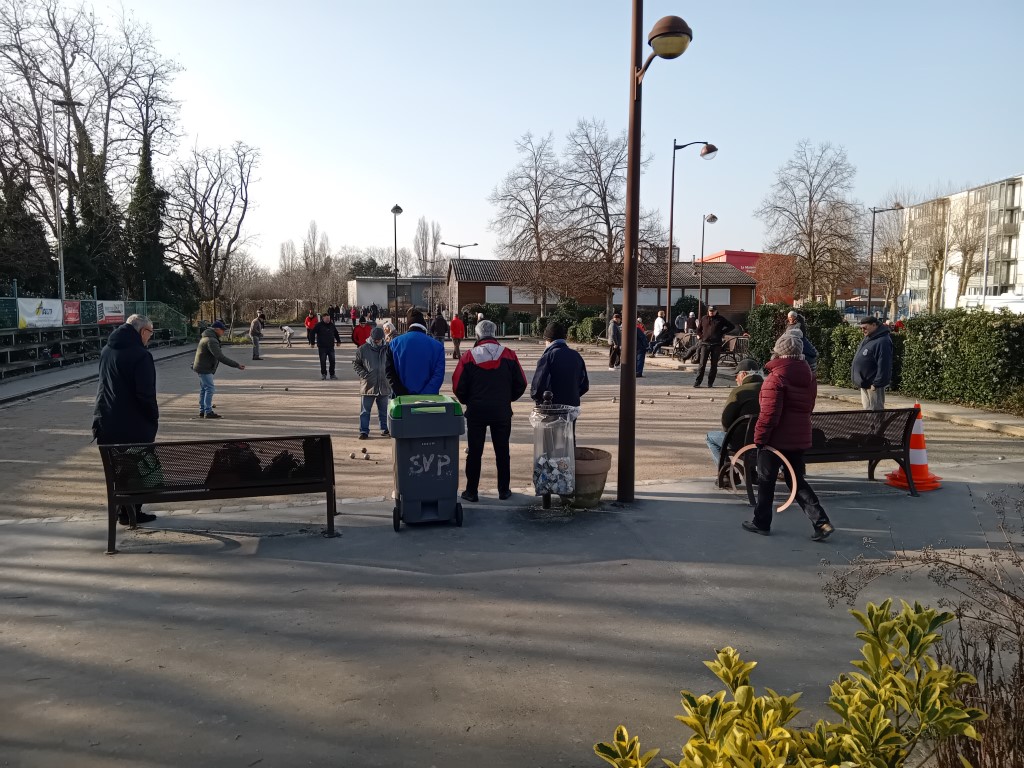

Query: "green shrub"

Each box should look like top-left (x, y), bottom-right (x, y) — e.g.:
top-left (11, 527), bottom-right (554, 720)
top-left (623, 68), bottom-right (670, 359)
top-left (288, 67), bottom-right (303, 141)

top-left (746, 303), bottom-right (789, 365)
top-left (829, 323), bottom-right (862, 387)
top-left (672, 295), bottom-right (700, 320)
top-left (508, 311), bottom-right (533, 330)
top-left (595, 599), bottom-right (985, 768)
top-left (531, 315), bottom-right (548, 337)
top-left (569, 317), bottom-right (605, 343)
top-left (481, 302), bottom-right (509, 324)
top-left (799, 303), bottom-right (844, 376)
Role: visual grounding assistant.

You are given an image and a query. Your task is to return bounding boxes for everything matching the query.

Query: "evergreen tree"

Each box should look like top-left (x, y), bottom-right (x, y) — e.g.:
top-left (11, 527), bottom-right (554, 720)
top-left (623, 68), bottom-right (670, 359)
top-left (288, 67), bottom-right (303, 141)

top-left (0, 179), bottom-right (56, 294)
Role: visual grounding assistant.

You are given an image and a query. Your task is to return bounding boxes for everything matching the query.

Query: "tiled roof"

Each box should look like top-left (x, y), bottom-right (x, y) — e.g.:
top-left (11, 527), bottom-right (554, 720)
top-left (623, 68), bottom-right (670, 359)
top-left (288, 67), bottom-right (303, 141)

top-left (449, 258), bottom-right (755, 287)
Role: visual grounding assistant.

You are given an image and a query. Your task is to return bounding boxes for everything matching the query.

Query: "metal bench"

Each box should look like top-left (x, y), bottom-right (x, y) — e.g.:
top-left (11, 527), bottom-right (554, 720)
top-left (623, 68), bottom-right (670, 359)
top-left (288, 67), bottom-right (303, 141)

top-left (98, 434), bottom-right (339, 554)
top-left (716, 408), bottom-right (921, 505)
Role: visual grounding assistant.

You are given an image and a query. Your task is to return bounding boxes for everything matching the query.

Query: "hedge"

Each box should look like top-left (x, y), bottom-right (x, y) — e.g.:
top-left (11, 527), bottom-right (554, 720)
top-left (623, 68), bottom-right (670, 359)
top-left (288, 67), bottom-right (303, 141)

top-left (747, 302), bottom-right (846, 377)
top-left (569, 317), bottom-right (605, 343)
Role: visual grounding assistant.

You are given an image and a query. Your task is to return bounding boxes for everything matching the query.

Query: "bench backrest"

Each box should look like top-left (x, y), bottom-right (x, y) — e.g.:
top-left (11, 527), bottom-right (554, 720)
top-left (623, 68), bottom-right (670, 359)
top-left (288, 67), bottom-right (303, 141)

top-left (722, 408), bottom-right (918, 457)
top-left (99, 434), bottom-right (335, 497)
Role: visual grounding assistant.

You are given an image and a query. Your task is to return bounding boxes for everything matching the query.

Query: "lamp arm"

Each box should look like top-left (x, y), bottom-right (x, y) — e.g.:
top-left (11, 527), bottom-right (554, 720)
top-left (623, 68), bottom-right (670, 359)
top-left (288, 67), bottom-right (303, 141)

top-left (634, 52), bottom-right (658, 90)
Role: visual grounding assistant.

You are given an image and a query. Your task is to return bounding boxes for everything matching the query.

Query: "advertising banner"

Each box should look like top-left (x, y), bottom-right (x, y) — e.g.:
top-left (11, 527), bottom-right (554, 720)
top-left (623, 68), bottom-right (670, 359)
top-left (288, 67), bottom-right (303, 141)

top-left (97, 301), bottom-right (125, 325)
top-left (17, 298), bottom-right (63, 328)
top-left (63, 300), bottom-right (81, 325)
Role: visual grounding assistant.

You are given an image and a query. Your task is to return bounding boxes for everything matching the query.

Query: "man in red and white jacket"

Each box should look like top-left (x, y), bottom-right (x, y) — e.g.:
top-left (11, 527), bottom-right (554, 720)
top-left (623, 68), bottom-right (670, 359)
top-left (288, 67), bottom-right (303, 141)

top-left (452, 319), bottom-right (527, 503)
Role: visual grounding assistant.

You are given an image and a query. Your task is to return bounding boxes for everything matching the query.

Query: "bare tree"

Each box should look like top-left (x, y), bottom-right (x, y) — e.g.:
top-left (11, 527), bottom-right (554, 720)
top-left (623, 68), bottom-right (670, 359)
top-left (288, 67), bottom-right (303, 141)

top-left (908, 197), bottom-right (950, 313)
top-left (873, 190), bottom-right (914, 318)
top-left (949, 194), bottom-right (988, 302)
top-left (489, 131), bottom-right (564, 313)
top-left (755, 140), bottom-right (861, 300)
top-left (220, 250), bottom-right (265, 333)
top-left (166, 141), bottom-right (258, 300)
top-left (412, 215), bottom-right (429, 268)
top-left (752, 252), bottom-right (797, 304)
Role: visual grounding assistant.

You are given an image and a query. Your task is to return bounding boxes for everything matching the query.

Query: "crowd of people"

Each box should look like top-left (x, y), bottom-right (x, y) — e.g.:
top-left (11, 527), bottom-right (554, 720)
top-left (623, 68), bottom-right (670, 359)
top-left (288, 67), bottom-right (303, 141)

top-left (92, 302), bottom-right (894, 536)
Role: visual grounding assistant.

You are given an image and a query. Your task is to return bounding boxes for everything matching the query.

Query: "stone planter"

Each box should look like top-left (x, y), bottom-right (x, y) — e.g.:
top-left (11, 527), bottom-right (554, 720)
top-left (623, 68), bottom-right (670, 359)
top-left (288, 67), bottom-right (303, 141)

top-left (567, 447), bottom-right (612, 508)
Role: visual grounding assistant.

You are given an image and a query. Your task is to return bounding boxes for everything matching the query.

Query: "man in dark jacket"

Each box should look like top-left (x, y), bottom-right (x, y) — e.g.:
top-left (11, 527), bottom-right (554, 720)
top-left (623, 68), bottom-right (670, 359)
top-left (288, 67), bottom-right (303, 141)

top-left (386, 309), bottom-right (445, 395)
top-left (429, 312), bottom-right (449, 343)
top-left (852, 316), bottom-right (893, 410)
top-left (693, 305), bottom-right (736, 388)
top-left (249, 312), bottom-right (265, 360)
top-left (531, 322), bottom-right (589, 407)
top-left (743, 334), bottom-right (833, 541)
top-left (705, 359), bottom-right (763, 469)
top-left (607, 313), bottom-right (622, 370)
top-left (452, 319), bottom-right (527, 502)
top-left (313, 312), bottom-right (342, 380)
top-left (92, 314), bottom-right (159, 525)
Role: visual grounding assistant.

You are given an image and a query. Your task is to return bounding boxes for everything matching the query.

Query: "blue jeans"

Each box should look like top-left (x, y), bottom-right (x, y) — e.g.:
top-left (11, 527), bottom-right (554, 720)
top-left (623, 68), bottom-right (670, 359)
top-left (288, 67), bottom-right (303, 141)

top-left (198, 373), bottom-right (215, 414)
top-left (636, 350), bottom-right (646, 376)
top-left (706, 430), bottom-right (725, 466)
top-left (360, 394), bottom-right (389, 434)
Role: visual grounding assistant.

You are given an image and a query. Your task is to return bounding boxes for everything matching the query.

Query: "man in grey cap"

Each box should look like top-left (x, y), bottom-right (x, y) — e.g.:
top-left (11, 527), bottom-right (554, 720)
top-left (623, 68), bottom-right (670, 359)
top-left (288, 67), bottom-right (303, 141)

top-left (706, 359), bottom-right (763, 469)
top-left (192, 321), bottom-right (245, 419)
top-left (852, 316), bottom-right (893, 409)
top-left (353, 325), bottom-right (391, 438)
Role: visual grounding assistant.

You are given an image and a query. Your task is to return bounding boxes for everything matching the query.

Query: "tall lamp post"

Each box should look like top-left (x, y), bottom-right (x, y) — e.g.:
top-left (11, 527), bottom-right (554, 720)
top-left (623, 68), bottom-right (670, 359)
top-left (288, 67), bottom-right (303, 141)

top-left (440, 242), bottom-right (478, 260)
top-left (868, 204), bottom-right (903, 318)
top-left (617, 9), bottom-right (693, 503)
top-left (391, 204), bottom-right (403, 319)
top-left (666, 141), bottom-right (717, 321)
top-left (696, 212), bottom-right (718, 308)
top-left (51, 98), bottom-right (82, 300)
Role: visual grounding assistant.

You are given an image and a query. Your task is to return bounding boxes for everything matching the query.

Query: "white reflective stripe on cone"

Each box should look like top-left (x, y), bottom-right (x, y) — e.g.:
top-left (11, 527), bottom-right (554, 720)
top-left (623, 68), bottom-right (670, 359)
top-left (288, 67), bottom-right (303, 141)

top-left (909, 448), bottom-right (929, 465)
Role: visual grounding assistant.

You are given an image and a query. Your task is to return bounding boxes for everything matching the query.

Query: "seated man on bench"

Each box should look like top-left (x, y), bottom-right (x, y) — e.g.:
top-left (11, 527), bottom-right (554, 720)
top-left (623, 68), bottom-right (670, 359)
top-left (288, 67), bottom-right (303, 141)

top-left (706, 359), bottom-right (763, 469)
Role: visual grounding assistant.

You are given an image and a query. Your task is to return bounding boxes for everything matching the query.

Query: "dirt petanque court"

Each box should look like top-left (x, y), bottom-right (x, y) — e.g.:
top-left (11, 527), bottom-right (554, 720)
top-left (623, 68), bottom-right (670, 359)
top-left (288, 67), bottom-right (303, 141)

top-left (1, 338), bottom-right (1022, 766)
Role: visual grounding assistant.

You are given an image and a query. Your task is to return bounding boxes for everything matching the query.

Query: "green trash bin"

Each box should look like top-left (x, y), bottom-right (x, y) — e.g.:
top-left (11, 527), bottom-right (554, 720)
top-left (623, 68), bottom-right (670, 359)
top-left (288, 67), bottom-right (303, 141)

top-left (387, 394), bottom-right (466, 531)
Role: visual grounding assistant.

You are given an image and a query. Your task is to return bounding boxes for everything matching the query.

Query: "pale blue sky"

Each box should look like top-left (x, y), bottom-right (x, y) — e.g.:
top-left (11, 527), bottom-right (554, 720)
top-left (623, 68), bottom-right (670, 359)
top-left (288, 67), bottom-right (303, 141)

top-left (123, 0), bottom-right (1023, 269)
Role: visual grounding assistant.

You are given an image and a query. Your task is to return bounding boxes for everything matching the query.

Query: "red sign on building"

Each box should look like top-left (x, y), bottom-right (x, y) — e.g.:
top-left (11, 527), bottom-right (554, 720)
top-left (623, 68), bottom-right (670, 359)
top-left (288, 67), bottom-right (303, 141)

top-left (63, 300), bottom-right (81, 325)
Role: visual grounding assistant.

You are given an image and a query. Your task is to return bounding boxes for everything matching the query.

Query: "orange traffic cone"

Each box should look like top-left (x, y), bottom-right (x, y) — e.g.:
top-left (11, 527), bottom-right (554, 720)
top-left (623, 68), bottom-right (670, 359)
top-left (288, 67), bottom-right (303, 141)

top-left (886, 403), bottom-right (941, 492)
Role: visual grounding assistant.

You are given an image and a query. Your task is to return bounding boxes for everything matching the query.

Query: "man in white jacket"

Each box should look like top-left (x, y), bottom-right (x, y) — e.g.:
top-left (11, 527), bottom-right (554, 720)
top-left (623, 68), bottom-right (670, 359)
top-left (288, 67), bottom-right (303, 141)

top-left (649, 310), bottom-right (669, 357)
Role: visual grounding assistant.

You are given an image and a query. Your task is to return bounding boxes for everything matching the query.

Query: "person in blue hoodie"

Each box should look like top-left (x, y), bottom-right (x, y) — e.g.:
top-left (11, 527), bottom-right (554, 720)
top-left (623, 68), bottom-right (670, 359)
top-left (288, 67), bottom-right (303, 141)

top-left (385, 308), bottom-right (446, 396)
top-left (92, 314), bottom-right (159, 525)
top-left (852, 316), bottom-right (893, 410)
top-left (531, 322), bottom-right (589, 407)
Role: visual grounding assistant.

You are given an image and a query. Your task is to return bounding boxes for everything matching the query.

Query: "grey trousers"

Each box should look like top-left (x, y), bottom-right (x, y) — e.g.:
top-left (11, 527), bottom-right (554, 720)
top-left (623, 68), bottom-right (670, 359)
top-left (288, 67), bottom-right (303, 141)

top-left (860, 387), bottom-right (885, 410)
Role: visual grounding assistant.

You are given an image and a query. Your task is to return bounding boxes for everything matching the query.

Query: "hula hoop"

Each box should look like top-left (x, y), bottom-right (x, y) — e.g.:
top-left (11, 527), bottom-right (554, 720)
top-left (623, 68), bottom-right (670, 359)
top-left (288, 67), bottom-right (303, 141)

top-left (730, 444), bottom-right (797, 513)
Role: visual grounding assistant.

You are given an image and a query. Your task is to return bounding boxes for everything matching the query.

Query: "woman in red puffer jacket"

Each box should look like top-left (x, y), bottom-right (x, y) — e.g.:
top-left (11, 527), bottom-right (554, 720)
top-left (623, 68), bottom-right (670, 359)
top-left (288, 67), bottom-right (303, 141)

top-left (742, 333), bottom-right (834, 541)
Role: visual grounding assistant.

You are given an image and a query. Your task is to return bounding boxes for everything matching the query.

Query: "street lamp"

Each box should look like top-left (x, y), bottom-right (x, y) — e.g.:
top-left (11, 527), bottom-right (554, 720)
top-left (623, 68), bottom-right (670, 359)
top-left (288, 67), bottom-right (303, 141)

top-left (696, 213), bottom-right (717, 308)
top-left (440, 242), bottom-right (478, 259)
top-left (50, 98), bottom-right (82, 300)
top-left (617, 7), bottom-right (693, 503)
top-left (868, 204), bottom-right (903, 319)
top-left (391, 204), bottom-right (403, 319)
top-left (666, 141), bottom-right (717, 322)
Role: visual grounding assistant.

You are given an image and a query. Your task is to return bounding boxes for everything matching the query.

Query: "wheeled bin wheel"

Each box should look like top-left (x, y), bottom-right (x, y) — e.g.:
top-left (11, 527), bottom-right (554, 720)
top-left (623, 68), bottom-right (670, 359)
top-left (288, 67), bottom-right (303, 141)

top-left (454, 503), bottom-right (463, 527)
top-left (393, 505), bottom-right (401, 532)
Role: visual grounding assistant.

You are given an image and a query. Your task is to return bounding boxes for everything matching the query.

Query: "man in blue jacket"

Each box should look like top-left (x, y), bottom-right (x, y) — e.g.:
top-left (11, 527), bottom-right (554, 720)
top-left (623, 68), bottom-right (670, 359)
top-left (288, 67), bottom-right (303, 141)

top-left (385, 308), bottom-right (446, 396)
top-left (852, 316), bottom-right (893, 410)
top-left (531, 322), bottom-right (589, 407)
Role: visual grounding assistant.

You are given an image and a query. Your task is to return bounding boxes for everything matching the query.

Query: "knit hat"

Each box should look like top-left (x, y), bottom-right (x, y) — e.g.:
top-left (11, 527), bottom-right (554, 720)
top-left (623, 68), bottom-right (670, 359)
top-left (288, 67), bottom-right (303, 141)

top-left (211, 321), bottom-right (227, 330)
top-left (370, 327), bottom-right (385, 341)
top-left (543, 322), bottom-right (567, 341)
top-left (773, 334), bottom-right (803, 358)
top-left (735, 359), bottom-right (760, 373)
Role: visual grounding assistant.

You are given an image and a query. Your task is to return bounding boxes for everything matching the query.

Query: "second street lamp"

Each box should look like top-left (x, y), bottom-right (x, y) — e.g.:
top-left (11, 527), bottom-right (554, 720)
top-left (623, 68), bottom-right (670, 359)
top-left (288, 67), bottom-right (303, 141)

top-left (391, 204), bottom-right (403, 319)
top-left (697, 212), bottom-right (718, 308)
top-left (867, 204), bottom-right (903, 319)
top-left (618, 7), bottom-right (694, 503)
top-left (440, 241), bottom-right (478, 260)
top-left (666, 141), bottom-right (717, 322)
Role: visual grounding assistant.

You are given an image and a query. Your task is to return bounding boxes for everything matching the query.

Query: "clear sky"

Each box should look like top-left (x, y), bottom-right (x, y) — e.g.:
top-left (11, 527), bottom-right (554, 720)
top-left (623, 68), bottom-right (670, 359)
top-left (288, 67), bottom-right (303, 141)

top-left (122, 0), bottom-right (1024, 269)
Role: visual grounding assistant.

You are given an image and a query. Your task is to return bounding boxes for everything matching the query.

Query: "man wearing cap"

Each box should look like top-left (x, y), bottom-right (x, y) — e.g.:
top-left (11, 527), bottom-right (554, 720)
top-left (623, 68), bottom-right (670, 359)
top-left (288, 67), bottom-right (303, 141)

top-left (192, 321), bottom-right (245, 419)
top-left (353, 326), bottom-right (391, 438)
top-left (531, 322), bottom-right (589, 408)
top-left (693, 305), bottom-right (736, 388)
top-left (313, 311), bottom-right (343, 380)
top-left (351, 316), bottom-right (373, 347)
top-left (705, 359), bottom-right (764, 471)
top-left (386, 308), bottom-right (446, 396)
top-left (607, 312), bottom-right (622, 370)
top-left (852, 316), bottom-right (893, 410)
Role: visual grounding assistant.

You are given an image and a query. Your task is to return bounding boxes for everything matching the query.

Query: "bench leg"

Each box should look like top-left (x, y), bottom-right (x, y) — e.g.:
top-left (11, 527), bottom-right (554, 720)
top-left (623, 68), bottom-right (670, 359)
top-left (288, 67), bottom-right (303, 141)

top-left (324, 486), bottom-right (340, 538)
top-left (868, 459), bottom-right (879, 480)
top-left (899, 460), bottom-right (920, 497)
top-left (106, 502), bottom-right (118, 555)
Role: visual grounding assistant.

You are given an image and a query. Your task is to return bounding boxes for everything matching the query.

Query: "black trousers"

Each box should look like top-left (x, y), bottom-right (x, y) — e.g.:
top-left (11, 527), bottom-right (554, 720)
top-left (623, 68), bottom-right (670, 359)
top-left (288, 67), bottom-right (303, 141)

top-left (694, 343), bottom-right (722, 386)
top-left (608, 345), bottom-right (621, 368)
top-left (465, 416), bottom-right (512, 494)
top-left (752, 448), bottom-right (829, 531)
top-left (317, 346), bottom-right (336, 376)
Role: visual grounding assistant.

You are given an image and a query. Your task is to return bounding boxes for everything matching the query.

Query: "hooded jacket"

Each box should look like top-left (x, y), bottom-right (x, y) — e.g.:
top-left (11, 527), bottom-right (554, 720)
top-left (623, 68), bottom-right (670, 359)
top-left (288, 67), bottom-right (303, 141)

top-left (452, 338), bottom-right (527, 420)
top-left (851, 324), bottom-right (893, 389)
top-left (193, 328), bottom-right (242, 375)
top-left (92, 323), bottom-right (158, 444)
top-left (386, 325), bottom-right (446, 396)
top-left (353, 339), bottom-right (391, 396)
top-left (531, 339), bottom-right (590, 406)
top-left (754, 357), bottom-right (817, 450)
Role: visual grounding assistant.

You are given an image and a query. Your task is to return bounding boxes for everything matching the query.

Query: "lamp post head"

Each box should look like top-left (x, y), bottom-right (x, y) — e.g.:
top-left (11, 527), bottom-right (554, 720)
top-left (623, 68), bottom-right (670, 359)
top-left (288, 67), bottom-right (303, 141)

top-left (391, 204), bottom-right (403, 216)
top-left (699, 143), bottom-right (718, 160)
top-left (648, 15), bottom-right (692, 59)
top-left (705, 213), bottom-right (718, 224)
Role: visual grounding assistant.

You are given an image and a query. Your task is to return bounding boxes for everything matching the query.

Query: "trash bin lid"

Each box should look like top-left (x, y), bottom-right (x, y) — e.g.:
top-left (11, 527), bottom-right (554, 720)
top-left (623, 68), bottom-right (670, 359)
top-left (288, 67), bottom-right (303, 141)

top-left (532, 402), bottom-right (575, 416)
top-left (389, 394), bottom-right (463, 419)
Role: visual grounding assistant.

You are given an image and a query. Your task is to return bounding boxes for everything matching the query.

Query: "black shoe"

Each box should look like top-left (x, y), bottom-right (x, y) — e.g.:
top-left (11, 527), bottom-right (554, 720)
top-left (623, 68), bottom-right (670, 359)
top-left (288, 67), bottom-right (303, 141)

top-left (204, 411), bottom-right (223, 419)
top-left (460, 490), bottom-right (478, 502)
top-left (742, 520), bottom-right (770, 536)
top-left (636, 374), bottom-right (644, 378)
top-left (498, 489), bottom-right (513, 500)
top-left (198, 412), bottom-right (206, 419)
top-left (329, 374), bottom-right (338, 380)
top-left (811, 522), bottom-right (835, 541)
top-left (693, 382), bottom-right (702, 388)
top-left (707, 383), bottom-right (715, 388)
top-left (380, 429), bottom-right (390, 437)
top-left (358, 433), bottom-right (368, 440)
top-left (118, 510), bottom-right (157, 526)
top-left (252, 357), bottom-right (263, 361)
top-left (321, 374), bottom-right (327, 380)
